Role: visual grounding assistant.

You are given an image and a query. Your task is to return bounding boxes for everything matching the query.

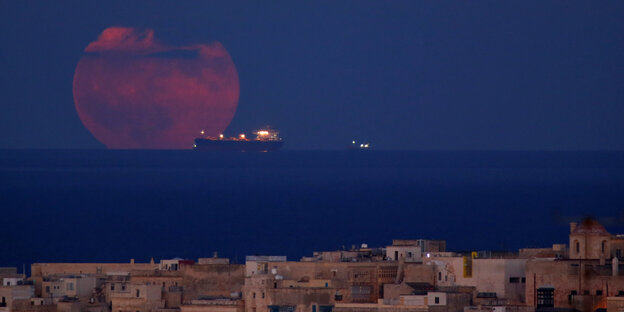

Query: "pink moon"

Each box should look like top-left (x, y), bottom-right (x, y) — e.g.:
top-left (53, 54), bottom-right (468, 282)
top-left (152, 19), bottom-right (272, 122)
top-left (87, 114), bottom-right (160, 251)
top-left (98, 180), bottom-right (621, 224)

top-left (73, 27), bottom-right (239, 149)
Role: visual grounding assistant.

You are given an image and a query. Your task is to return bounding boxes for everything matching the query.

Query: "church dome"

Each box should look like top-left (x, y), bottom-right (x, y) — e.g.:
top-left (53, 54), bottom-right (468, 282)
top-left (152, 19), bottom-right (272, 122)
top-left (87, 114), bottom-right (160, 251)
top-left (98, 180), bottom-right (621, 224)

top-left (571, 218), bottom-right (610, 236)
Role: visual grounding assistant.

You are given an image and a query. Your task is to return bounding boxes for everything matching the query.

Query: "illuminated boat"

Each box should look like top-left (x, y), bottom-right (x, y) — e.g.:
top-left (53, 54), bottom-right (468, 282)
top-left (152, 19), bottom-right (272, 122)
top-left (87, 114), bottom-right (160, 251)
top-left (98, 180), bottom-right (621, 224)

top-left (193, 128), bottom-right (284, 152)
top-left (347, 140), bottom-right (371, 151)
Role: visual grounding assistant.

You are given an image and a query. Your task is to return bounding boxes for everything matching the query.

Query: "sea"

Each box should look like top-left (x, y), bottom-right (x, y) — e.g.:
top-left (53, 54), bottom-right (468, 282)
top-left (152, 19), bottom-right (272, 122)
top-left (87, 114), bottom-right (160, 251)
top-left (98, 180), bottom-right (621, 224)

top-left (1, 150), bottom-right (624, 271)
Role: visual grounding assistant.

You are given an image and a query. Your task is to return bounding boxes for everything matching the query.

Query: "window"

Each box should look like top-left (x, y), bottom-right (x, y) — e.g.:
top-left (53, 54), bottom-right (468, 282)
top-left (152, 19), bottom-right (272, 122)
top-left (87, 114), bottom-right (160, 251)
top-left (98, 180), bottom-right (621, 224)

top-left (121, 284), bottom-right (126, 291)
top-left (136, 289), bottom-right (140, 297)
top-left (537, 287), bottom-right (554, 308)
top-left (111, 284), bottom-right (115, 291)
top-left (45, 286), bottom-right (50, 293)
top-left (434, 297), bottom-right (440, 304)
top-left (313, 305), bottom-right (317, 312)
top-left (571, 290), bottom-right (577, 295)
top-left (66, 283), bottom-right (74, 291)
top-left (408, 252), bottom-right (413, 258)
top-left (617, 249), bottom-right (622, 259)
top-left (575, 241), bottom-right (580, 254)
top-left (509, 277), bottom-right (520, 283)
top-left (618, 290), bottom-right (624, 296)
top-left (274, 282), bottom-right (277, 289)
top-left (522, 277), bottom-right (526, 283)
top-left (253, 292), bottom-right (256, 299)
top-left (583, 290), bottom-right (590, 295)
top-left (597, 290), bottom-right (603, 296)
top-left (262, 292), bottom-right (265, 298)
top-left (602, 241), bottom-right (607, 254)
top-left (438, 272), bottom-right (442, 280)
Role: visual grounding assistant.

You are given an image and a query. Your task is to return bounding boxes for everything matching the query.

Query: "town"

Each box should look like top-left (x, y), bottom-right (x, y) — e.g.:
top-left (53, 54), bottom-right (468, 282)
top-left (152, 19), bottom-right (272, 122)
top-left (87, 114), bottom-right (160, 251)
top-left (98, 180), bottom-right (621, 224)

top-left (2, 218), bottom-right (624, 312)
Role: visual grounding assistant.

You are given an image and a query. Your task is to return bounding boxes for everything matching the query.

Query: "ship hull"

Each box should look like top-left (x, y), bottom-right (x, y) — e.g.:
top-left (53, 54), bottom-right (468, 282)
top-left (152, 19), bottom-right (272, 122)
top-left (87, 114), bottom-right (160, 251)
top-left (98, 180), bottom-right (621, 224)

top-left (194, 138), bottom-right (284, 152)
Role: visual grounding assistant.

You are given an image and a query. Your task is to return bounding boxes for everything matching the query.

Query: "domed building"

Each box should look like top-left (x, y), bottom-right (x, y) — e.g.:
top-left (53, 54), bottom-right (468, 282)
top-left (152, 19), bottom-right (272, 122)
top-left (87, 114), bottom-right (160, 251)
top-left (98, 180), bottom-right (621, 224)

top-left (569, 218), bottom-right (612, 260)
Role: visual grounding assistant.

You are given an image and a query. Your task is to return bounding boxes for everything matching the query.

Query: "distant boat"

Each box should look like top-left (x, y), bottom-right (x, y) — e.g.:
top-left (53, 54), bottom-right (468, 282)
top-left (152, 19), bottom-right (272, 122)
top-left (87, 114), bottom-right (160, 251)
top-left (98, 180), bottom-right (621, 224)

top-left (348, 140), bottom-right (371, 151)
top-left (193, 128), bottom-right (284, 152)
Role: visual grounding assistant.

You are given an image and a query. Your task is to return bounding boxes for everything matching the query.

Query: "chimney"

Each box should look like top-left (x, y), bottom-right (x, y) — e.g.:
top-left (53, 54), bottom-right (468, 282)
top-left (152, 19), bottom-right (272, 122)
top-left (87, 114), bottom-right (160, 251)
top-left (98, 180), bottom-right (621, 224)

top-left (613, 257), bottom-right (619, 276)
top-left (570, 222), bottom-right (578, 234)
top-left (130, 258), bottom-right (135, 264)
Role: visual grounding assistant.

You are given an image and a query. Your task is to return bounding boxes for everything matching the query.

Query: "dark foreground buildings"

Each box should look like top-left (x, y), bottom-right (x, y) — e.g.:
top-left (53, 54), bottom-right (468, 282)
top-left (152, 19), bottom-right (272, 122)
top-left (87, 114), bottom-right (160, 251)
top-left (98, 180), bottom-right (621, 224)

top-left (2, 218), bottom-right (624, 312)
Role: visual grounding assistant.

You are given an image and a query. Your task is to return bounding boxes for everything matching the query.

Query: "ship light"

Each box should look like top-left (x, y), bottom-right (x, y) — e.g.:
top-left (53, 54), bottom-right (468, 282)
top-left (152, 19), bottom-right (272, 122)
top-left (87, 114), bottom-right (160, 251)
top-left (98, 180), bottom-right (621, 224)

top-left (257, 130), bottom-right (269, 136)
top-left (240, 134), bottom-right (246, 139)
top-left (352, 140), bottom-right (356, 144)
top-left (200, 130), bottom-right (205, 135)
top-left (364, 144), bottom-right (369, 148)
top-left (219, 134), bottom-right (224, 139)
top-left (193, 144), bottom-right (197, 148)
top-left (360, 144), bottom-right (364, 148)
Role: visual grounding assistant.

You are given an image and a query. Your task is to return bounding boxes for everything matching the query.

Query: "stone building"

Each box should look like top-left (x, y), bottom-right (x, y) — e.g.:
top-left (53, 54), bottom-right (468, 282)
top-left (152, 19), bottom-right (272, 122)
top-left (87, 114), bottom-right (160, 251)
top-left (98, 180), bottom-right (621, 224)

top-left (386, 240), bottom-right (446, 262)
top-left (525, 218), bottom-right (624, 312)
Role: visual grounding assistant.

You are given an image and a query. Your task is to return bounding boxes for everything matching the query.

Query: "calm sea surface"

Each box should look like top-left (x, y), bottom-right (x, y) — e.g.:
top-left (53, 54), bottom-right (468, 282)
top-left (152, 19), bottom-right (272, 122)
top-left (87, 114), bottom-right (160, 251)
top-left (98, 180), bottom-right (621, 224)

top-left (1, 150), bottom-right (624, 269)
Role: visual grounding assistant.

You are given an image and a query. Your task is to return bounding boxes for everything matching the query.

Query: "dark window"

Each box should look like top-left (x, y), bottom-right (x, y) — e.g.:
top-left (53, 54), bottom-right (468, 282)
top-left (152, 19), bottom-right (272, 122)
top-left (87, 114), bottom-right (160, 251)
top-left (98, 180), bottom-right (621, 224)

top-left (136, 289), bottom-right (140, 297)
top-left (45, 286), bottom-right (50, 293)
top-left (325, 282), bottom-right (328, 288)
top-left (597, 290), bottom-right (603, 296)
top-left (121, 284), bottom-right (126, 291)
top-left (313, 305), bottom-right (316, 312)
top-left (111, 284), bottom-right (115, 291)
top-left (618, 291), bottom-right (624, 296)
top-left (571, 290), bottom-right (577, 295)
top-left (537, 287), bottom-right (555, 308)
top-left (509, 277), bottom-right (520, 283)
top-left (583, 290), bottom-right (590, 295)
top-left (438, 272), bottom-right (442, 280)
top-left (408, 252), bottom-right (413, 258)
top-left (274, 282), bottom-right (277, 289)
top-left (394, 251), bottom-right (398, 260)
top-left (602, 241), bottom-right (607, 254)
top-left (253, 292), bottom-right (256, 299)
top-left (521, 277), bottom-right (526, 283)
top-left (576, 241), bottom-right (580, 253)
top-left (617, 249), bottom-right (622, 259)
top-left (262, 292), bottom-right (265, 298)
top-left (434, 297), bottom-right (440, 304)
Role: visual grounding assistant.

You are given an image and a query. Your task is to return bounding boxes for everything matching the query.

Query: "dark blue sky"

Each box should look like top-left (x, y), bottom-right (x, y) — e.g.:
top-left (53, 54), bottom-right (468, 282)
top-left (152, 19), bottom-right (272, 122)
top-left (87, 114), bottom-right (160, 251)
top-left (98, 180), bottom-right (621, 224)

top-left (1, 1), bottom-right (623, 150)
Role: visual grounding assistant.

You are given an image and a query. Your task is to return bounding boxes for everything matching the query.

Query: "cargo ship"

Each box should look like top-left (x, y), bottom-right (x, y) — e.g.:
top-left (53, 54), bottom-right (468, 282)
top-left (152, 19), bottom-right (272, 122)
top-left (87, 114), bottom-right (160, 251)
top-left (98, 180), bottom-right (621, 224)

top-left (193, 128), bottom-right (284, 152)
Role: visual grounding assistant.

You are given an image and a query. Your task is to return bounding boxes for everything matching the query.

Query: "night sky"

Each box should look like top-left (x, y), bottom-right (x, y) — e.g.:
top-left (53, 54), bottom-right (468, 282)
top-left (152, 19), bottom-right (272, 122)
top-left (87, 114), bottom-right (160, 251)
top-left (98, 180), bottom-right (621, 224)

top-left (1, 1), bottom-right (624, 150)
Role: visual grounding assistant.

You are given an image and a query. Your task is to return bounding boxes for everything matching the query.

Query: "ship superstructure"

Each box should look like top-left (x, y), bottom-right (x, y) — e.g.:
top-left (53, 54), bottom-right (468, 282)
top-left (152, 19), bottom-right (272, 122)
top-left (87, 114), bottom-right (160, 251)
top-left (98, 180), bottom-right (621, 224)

top-left (193, 128), bottom-right (284, 152)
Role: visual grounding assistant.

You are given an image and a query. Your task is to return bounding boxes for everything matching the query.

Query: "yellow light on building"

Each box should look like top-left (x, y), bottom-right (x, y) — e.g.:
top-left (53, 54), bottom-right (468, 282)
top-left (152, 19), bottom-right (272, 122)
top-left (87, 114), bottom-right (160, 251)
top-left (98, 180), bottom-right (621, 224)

top-left (240, 134), bottom-right (246, 139)
top-left (219, 134), bottom-right (224, 139)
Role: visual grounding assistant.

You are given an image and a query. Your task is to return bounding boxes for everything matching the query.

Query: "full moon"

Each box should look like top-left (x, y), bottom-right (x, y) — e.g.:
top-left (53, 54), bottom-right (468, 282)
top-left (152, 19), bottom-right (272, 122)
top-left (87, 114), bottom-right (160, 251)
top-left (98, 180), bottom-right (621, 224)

top-left (73, 27), bottom-right (239, 149)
